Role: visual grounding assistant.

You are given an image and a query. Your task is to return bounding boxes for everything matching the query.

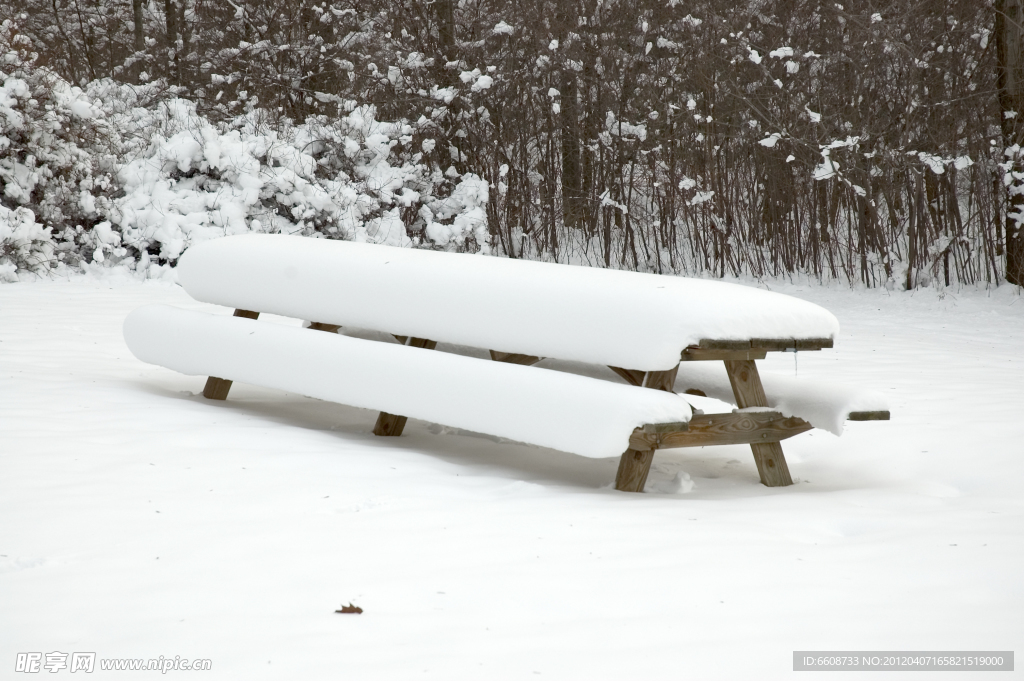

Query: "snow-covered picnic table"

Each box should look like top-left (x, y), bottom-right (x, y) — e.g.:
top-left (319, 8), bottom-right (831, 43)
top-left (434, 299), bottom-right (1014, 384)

top-left (123, 234), bottom-right (888, 492)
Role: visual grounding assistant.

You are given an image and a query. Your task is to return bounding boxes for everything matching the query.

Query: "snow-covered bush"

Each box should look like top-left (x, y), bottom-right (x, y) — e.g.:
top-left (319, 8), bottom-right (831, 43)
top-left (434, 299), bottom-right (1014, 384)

top-left (0, 21), bottom-right (493, 280)
top-left (421, 173), bottom-right (490, 254)
top-left (0, 203), bottom-right (51, 281)
top-left (0, 21), bottom-right (116, 266)
top-left (108, 100), bottom-right (491, 275)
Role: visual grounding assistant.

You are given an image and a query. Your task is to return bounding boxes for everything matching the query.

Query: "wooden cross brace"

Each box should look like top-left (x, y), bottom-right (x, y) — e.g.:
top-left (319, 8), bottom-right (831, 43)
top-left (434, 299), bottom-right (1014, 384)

top-left (614, 359), bottom-right (796, 492)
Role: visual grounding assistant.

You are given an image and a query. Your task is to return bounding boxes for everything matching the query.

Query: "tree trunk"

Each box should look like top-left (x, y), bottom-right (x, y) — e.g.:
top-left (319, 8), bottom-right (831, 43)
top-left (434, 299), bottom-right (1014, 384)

top-left (133, 0), bottom-right (144, 52)
top-left (436, 0), bottom-right (455, 62)
top-left (178, 0), bottom-right (190, 85)
top-left (132, 0), bottom-right (144, 82)
top-left (560, 70), bottom-right (583, 231)
top-left (164, 0), bottom-right (179, 85)
top-left (434, 0), bottom-right (461, 173)
top-left (997, 0), bottom-right (1024, 285)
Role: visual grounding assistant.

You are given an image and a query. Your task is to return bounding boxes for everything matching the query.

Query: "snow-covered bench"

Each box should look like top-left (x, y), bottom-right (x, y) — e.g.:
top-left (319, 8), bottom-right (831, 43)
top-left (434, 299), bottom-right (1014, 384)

top-left (123, 234), bottom-right (889, 493)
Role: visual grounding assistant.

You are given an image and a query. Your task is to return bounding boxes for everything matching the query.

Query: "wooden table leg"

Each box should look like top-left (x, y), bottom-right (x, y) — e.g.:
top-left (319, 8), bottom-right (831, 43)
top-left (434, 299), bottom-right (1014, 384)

top-left (723, 359), bottom-right (794, 487)
top-left (489, 350), bottom-right (542, 366)
top-left (615, 448), bottom-right (656, 492)
top-left (373, 337), bottom-right (438, 437)
top-left (202, 309), bottom-right (259, 400)
top-left (608, 366), bottom-right (644, 386)
top-left (642, 365), bottom-right (679, 392)
top-left (613, 364), bottom-right (679, 492)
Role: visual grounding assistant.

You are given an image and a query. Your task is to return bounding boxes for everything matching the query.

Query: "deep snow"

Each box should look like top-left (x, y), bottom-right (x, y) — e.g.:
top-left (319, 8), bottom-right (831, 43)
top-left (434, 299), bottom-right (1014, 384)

top-left (1, 273), bottom-right (1022, 680)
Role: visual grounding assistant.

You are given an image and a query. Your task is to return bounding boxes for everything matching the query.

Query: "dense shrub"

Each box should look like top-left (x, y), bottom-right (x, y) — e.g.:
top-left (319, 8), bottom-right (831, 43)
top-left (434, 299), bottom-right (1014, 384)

top-left (1, 21), bottom-right (490, 280)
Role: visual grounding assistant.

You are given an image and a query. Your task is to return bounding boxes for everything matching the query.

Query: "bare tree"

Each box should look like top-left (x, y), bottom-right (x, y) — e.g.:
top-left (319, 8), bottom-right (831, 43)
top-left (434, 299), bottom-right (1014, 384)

top-left (997, 0), bottom-right (1024, 285)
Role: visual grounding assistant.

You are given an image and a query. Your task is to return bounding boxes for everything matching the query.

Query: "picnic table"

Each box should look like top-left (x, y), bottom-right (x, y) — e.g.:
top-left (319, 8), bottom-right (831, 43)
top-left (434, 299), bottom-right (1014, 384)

top-left (124, 234), bottom-right (888, 493)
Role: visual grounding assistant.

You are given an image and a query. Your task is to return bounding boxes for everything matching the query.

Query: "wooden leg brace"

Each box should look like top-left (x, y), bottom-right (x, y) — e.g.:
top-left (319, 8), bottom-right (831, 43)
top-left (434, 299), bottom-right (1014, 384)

top-left (614, 365), bottom-right (679, 492)
top-left (373, 337), bottom-right (438, 436)
top-left (723, 359), bottom-right (793, 487)
top-left (202, 309), bottom-right (260, 400)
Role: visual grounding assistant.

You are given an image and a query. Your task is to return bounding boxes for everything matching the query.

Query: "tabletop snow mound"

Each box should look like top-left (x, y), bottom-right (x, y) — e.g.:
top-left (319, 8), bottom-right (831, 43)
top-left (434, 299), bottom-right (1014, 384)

top-left (176, 234), bottom-right (839, 372)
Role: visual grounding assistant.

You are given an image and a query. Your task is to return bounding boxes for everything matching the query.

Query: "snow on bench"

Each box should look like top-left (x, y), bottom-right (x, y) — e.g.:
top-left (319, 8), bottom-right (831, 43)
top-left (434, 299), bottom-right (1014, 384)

top-left (123, 234), bottom-right (889, 493)
top-left (123, 304), bottom-right (692, 459)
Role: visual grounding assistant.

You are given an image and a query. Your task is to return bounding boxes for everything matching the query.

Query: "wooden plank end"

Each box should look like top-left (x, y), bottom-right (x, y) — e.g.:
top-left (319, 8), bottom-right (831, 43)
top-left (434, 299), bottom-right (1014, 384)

top-left (793, 337), bottom-right (833, 350)
top-left (202, 376), bottom-right (232, 400)
top-left (373, 412), bottom-right (408, 436)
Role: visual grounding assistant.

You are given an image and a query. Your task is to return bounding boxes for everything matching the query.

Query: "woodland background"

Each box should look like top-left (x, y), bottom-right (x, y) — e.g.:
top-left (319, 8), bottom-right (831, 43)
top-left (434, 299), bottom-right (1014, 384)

top-left (1, 0), bottom-right (1023, 287)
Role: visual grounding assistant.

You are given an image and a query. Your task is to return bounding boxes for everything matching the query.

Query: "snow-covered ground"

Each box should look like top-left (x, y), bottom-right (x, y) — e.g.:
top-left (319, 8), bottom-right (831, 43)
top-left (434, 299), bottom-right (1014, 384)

top-left (2, 273), bottom-right (1022, 680)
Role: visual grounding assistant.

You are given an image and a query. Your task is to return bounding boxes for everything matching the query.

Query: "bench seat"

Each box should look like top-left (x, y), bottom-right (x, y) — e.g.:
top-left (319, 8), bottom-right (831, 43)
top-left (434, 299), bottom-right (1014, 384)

top-left (123, 304), bottom-right (693, 459)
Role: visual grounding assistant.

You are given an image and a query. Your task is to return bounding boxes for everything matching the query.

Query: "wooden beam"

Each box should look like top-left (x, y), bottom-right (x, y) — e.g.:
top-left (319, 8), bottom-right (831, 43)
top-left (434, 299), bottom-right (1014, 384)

top-left (202, 309), bottom-right (259, 400)
top-left (748, 338), bottom-right (797, 351)
top-left (698, 339), bottom-right (751, 351)
top-left (309, 322), bottom-right (340, 333)
top-left (372, 411), bottom-right (408, 436)
top-left (750, 337), bottom-right (833, 351)
top-left (748, 440), bottom-right (789, 485)
top-left (641, 421), bottom-right (690, 435)
top-left (202, 375), bottom-right (234, 401)
top-left (611, 364), bottom-right (682, 493)
top-left (614, 448), bottom-right (655, 493)
top-left (695, 337), bottom-right (834, 353)
top-left (373, 337), bottom-right (437, 437)
top-left (724, 360), bottom-right (768, 406)
top-left (489, 350), bottom-right (543, 366)
top-left (608, 366), bottom-right (645, 386)
top-left (795, 337), bottom-right (833, 350)
top-left (723, 360), bottom-right (794, 487)
top-left (612, 364), bottom-right (683, 492)
top-left (642, 365), bottom-right (679, 392)
top-left (629, 411), bottom-right (812, 451)
top-left (848, 410), bottom-right (890, 421)
top-left (681, 347), bottom-right (768, 361)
